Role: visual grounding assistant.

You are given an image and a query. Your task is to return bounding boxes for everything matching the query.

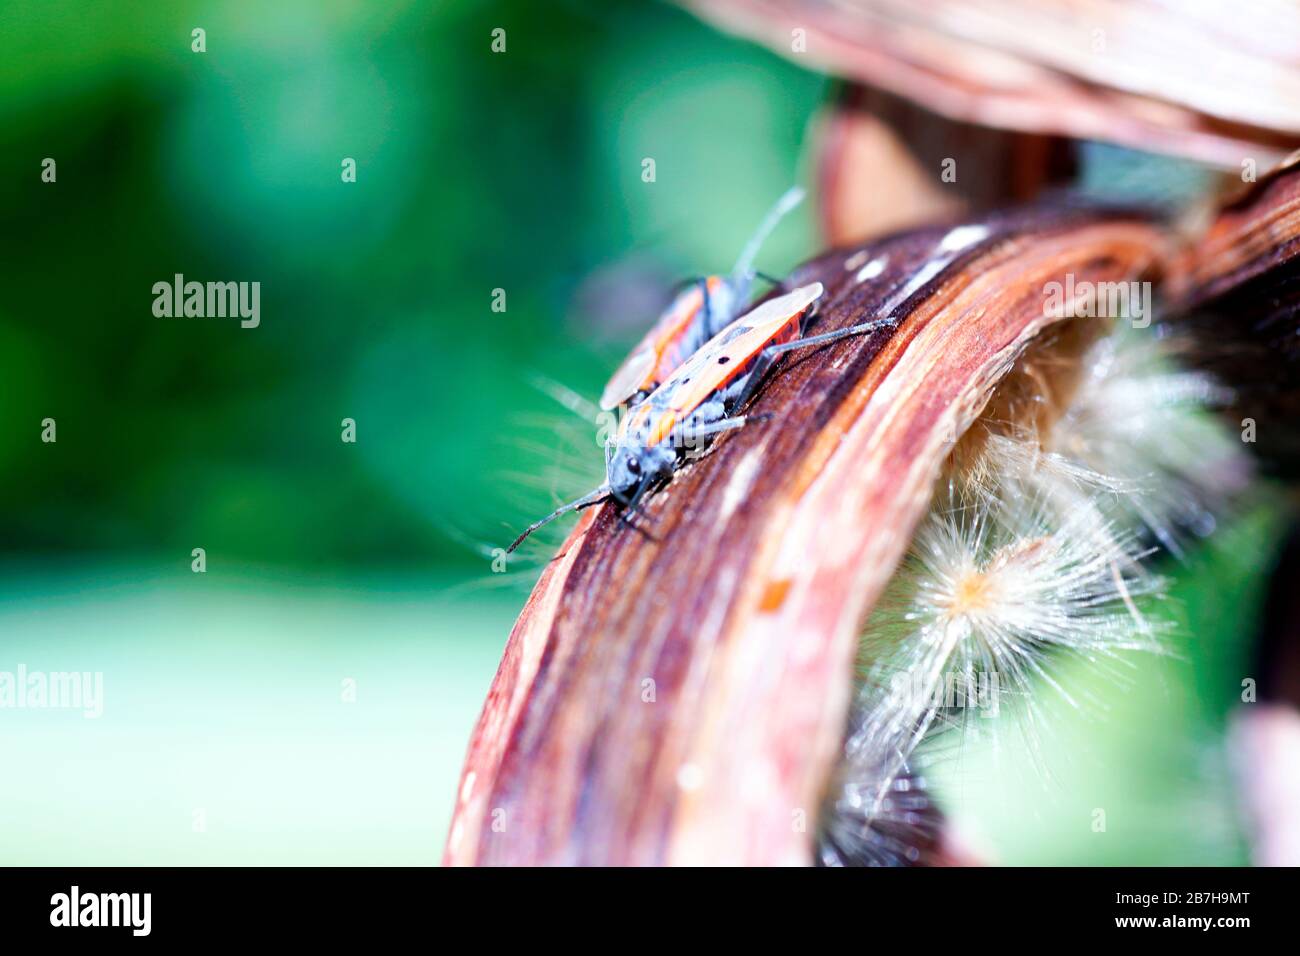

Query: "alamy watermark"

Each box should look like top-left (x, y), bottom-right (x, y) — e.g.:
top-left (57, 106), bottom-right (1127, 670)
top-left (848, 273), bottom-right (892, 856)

top-left (595, 405), bottom-right (715, 458)
top-left (152, 273), bottom-right (260, 328)
top-left (1043, 274), bottom-right (1151, 328)
top-left (0, 664), bottom-right (103, 718)
top-left (889, 669), bottom-right (1001, 718)
top-left (50, 886), bottom-right (150, 936)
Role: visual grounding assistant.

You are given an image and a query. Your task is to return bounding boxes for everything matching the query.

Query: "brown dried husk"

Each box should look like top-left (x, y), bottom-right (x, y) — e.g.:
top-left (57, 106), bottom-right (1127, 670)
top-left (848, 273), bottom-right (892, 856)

top-left (445, 205), bottom-right (1170, 865)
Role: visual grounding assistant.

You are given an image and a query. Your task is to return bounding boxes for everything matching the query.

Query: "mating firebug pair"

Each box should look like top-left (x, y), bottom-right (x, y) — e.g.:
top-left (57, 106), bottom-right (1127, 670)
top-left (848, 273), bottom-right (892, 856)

top-left (508, 189), bottom-right (893, 552)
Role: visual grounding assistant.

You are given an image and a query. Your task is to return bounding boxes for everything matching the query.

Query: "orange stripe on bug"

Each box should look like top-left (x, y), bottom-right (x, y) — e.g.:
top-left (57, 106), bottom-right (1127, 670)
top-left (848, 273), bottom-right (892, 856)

top-left (600, 277), bottom-right (725, 411)
top-left (599, 187), bottom-right (805, 412)
top-left (509, 275), bottom-right (898, 554)
top-left (622, 283), bottom-right (823, 448)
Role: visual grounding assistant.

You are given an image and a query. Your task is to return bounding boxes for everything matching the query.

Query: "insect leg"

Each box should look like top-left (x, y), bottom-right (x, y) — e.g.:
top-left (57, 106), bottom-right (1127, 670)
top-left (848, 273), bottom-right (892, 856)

top-left (682, 414), bottom-right (764, 441)
top-left (618, 475), bottom-right (661, 540)
top-left (670, 274), bottom-right (707, 293)
top-left (726, 358), bottom-right (778, 413)
top-left (728, 316), bottom-right (894, 412)
top-left (673, 399), bottom-right (727, 459)
top-left (766, 316), bottom-right (896, 357)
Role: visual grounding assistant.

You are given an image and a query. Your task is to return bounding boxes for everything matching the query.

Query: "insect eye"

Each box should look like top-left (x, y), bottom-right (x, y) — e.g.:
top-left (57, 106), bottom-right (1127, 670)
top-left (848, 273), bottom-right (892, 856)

top-left (627, 457), bottom-right (641, 474)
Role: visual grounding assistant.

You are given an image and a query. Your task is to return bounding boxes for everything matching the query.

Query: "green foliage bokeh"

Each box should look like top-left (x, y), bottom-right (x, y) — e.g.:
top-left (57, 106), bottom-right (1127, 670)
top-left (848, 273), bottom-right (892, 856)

top-left (0, 0), bottom-right (822, 569)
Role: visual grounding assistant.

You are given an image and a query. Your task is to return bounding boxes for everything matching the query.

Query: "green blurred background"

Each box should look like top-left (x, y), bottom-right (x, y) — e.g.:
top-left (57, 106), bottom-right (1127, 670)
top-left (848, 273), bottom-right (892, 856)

top-left (0, 0), bottom-right (1283, 864)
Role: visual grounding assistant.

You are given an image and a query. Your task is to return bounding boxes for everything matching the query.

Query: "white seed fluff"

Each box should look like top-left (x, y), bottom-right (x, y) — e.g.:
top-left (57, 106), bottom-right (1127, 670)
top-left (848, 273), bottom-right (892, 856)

top-left (850, 486), bottom-right (1166, 791)
top-left (819, 319), bottom-right (1249, 866)
top-left (1047, 328), bottom-right (1248, 554)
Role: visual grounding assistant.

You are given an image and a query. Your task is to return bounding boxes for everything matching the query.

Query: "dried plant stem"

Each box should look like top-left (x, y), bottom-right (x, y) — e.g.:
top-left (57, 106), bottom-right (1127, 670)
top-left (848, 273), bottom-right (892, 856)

top-left (445, 209), bottom-right (1165, 866)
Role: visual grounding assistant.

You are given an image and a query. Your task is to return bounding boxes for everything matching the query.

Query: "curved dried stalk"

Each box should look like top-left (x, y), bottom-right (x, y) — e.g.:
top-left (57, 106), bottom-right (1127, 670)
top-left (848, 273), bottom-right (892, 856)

top-left (683, 0), bottom-right (1300, 167)
top-left (444, 207), bottom-right (1165, 866)
top-left (815, 85), bottom-right (1077, 245)
top-left (1168, 154), bottom-right (1300, 473)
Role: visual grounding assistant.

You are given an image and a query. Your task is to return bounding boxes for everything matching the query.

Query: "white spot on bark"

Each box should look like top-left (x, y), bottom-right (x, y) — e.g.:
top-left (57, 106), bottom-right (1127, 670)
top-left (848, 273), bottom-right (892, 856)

top-left (719, 448), bottom-right (762, 522)
top-left (856, 256), bottom-right (887, 283)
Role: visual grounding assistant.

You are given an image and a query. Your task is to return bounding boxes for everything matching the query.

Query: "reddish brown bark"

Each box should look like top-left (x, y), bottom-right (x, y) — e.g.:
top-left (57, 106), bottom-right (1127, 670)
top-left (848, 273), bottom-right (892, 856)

top-left (1166, 153), bottom-right (1300, 474)
top-left (685, 0), bottom-right (1300, 168)
top-left (445, 207), bottom-right (1166, 866)
top-left (816, 85), bottom-right (1076, 246)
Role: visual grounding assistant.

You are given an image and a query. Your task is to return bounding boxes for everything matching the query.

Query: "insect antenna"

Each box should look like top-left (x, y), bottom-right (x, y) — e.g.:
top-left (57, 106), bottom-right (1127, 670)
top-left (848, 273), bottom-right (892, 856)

top-left (729, 186), bottom-right (805, 286)
top-left (507, 485), bottom-right (610, 554)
